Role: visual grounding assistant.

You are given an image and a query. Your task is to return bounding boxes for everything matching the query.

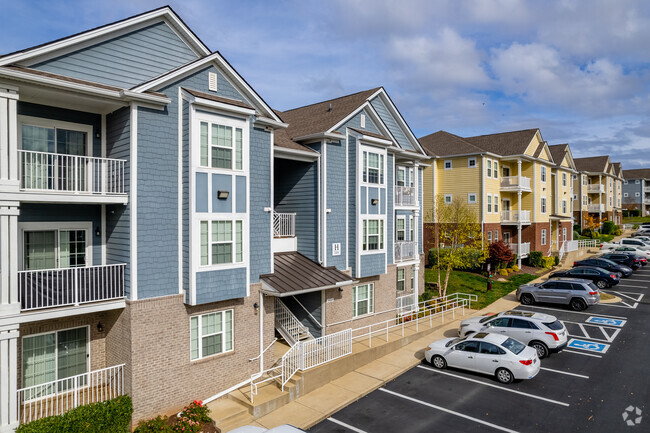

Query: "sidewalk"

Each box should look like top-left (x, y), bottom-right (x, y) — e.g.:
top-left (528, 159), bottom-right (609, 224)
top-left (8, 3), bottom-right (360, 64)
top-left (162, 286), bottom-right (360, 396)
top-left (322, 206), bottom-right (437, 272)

top-left (210, 294), bottom-right (521, 432)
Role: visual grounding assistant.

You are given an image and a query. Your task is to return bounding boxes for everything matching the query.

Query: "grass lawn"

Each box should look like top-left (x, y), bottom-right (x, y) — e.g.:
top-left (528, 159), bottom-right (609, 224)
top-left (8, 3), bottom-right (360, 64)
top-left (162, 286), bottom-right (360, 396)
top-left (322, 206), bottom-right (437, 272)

top-left (623, 216), bottom-right (650, 224)
top-left (424, 268), bottom-right (538, 310)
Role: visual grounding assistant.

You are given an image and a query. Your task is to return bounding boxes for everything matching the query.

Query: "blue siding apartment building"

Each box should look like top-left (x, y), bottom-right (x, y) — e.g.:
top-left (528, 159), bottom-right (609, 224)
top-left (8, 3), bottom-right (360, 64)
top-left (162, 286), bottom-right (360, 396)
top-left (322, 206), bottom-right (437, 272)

top-left (0, 7), bottom-right (427, 430)
top-left (622, 169), bottom-right (650, 216)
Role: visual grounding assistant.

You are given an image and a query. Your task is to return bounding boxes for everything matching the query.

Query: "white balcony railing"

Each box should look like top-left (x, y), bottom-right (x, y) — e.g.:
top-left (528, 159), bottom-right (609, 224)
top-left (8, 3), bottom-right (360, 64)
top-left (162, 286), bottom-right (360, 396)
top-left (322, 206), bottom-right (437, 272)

top-left (501, 210), bottom-right (531, 224)
top-left (509, 242), bottom-right (531, 257)
top-left (587, 184), bottom-right (605, 193)
top-left (19, 150), bottom-right (126, 195)
top-left (500, 176), bottom-right (531, 191)
top-left (18, 264), bottom-right (126, 311)
top-left (644, 186), bottom-right (650, 193)
top-left (17, 364), bottom-right (125, 425)
top-left (273, 211), bottom-right (296, 238)
top-left (394, 241), bottom-right (417, 262)
top-left (588, 203), bottom-right (605, 213)
top-left (395, 186), bottom-right (417, 206)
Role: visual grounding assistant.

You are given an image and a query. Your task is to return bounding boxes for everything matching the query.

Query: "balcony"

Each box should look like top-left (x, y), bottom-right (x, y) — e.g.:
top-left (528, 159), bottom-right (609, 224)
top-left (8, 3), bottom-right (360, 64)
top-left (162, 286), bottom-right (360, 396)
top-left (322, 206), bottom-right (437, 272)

top-left (500, 176), bottom-right (531, 192)
top-left (644, 186), bottom-right (650, 193)
top-left (394, 241), bottom-right (418, 262)
top-left (273, 212), bottom-right (297, 253)
top-left (501, 210), bottom-right (531, 225)
top-left (586, 184), bottom-right (605, 193)
top-left (17, 364), bottom-right (125, 425)
top-left (18, 264), bottom-right (125, 311)
top-left (394, 186), bottom-right (417, 207)
top-left (18, 150), bottom-right (127, 204)
top-left (588, 204), bottom-right (605, 213)
top-left (509, 242), bottom-right (531, 258)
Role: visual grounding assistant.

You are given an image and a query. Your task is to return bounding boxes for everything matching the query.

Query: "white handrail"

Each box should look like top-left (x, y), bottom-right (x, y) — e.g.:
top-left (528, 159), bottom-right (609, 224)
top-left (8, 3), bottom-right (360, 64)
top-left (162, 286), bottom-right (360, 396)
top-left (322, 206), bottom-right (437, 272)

top-left (249, 338), bottom-right (278, 362)
top-left (275, 299), bottom-right (311, 345)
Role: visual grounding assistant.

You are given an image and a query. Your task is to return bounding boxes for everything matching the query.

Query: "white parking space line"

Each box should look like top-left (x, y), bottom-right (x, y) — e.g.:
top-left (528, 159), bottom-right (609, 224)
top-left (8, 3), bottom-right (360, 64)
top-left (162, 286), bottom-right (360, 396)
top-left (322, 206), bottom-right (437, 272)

top-left (561, 320), bottom-right (621, 343)
top-left (416, 365), bottom-right (570, 407)
top-left (608, 291), bottom-right (645, 301)
top-left (563, 349), bottom-right (602, 358)
top-left (540, 367), bottom-right (589, 379)
top-left (617, 284), bottom-right (647, 289)
top-left (379, 388), bottom-right (521, 433)
top-left (515, 305), bottom-right (627, 319)
top-left (327, 417), bottom-right (368, 433)
top-left (622, 279), bottom-right (650, 283)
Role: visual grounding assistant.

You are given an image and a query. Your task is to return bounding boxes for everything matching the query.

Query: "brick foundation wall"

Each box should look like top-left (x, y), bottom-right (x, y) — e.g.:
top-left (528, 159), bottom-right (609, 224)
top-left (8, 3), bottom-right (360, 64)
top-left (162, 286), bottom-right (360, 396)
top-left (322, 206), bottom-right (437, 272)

top-left (521, 222), bottom-right (552, 255)
top-left (126, 283), bottom-right (275, 424)
top-left (483, 223), bottom-right (502, 243)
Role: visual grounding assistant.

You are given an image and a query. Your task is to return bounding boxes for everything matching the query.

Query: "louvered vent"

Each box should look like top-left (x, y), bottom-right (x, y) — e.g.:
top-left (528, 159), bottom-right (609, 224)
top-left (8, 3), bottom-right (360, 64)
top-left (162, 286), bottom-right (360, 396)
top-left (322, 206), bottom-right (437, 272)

top-left (208, 72), bottom-right (217, 91)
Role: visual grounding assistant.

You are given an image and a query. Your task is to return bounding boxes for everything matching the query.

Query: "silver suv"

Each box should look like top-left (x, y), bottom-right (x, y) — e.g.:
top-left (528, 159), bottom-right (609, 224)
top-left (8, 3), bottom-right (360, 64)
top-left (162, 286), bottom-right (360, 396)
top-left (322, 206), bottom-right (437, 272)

top-left (516, 278), bottom-right (600, 311)
top-left (458, 310), bottom-right (568, 358)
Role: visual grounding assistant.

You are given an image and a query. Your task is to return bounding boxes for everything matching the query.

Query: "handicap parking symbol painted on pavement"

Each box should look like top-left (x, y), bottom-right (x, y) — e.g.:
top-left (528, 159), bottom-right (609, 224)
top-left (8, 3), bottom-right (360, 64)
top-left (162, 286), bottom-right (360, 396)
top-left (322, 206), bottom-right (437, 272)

top-left (586, 316), bottom-right (626, 327)
top-left (567, 339), bottom-right (610, 353)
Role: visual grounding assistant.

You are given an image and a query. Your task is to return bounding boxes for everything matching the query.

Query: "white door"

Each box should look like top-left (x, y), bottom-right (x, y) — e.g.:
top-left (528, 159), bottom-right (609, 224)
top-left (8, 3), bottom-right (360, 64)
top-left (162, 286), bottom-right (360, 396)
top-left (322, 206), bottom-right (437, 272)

top-left (447, 340), bottom-right (479, 371)
top-left (482, 317), bottom-right (510, 336)
top-left (475, 342), bottom-right (505, 374)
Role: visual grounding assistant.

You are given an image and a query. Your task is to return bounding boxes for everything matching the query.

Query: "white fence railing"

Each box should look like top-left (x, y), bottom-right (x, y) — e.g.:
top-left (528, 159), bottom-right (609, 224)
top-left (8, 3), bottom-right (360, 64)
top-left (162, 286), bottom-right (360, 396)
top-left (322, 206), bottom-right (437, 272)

top-left (622, 224), bottom-right (635, 231)
top-left (275, 299), bottom-right (311, 345)
top-left (17, 364), bottom-right (125, 425)
top-left (509, 242), bottom-right (531, 257)
top-left (577, 239), bottom-right (599, 249)
top-left (394, 241), bottom-right (417, 262)
top-left (501, 176), bottom-right (531, 190)
top-left (396, 294), bottom-right (417, 315)
top-left (18, 264), bottom-right (125, 311)
top-left (395, 186), bottom-right (417, 206)
top-left (273, 212), bottom-right (296, 238)
top-left (588, 204), bottom-right (605, 213)
top-left (19, 150), bottom-right (126, 195)
top-left (587, 184), bottom-right (605, 193)
top-left (501, 210), bottom-right (531, 224)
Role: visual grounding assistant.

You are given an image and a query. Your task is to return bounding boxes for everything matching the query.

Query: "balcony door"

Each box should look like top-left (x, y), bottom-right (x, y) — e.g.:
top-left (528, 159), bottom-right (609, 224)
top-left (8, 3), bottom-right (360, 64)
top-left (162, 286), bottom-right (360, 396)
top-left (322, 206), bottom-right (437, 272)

top-left (21, 327), bottom-right (89, 398)
top-left (20, 117), bottom-right (91, 192)
top-left (23, 228), bottom-right (88, 271)
top-left (502, 166), bottom-right (510, 177)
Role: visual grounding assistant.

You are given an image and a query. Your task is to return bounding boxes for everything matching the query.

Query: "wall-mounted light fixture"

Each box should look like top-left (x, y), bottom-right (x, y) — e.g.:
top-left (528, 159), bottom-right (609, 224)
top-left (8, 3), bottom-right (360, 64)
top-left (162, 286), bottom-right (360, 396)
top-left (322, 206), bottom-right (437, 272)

top-left (253, 302), bottom-right (259, 310)
top-left (338, 287), bottom-right (344, 292)
top-left (95, 227), bottom-right (101, 237)
top-left (217, 190), bottom-right (229, 200)
top-left (371, 198), bottom-right (379, 205)
top-left (95, 132), bottom-right (101, 139)
top-left (97, 322), bottom-right (104, 333)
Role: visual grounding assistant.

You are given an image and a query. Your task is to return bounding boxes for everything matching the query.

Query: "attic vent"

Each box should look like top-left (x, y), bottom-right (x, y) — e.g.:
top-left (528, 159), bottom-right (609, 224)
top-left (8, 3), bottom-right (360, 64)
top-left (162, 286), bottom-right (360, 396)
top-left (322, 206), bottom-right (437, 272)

top-left (360, 114), bottom-right (366, 128)
top-left (208, 72), bottom-right (218, 92)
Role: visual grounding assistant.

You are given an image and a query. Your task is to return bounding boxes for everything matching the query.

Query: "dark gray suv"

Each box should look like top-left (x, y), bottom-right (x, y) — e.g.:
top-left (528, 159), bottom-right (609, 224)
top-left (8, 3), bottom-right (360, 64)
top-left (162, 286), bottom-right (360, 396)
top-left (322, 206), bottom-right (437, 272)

top-left (516, 278), bottom-right (601, 311)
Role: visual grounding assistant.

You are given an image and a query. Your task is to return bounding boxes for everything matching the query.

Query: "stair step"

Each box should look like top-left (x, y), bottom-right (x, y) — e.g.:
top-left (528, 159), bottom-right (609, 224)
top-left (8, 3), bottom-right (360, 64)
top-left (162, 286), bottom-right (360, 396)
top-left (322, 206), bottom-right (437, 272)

top-left (206, 398), bottom-right (250, 423)
top-left (215, 410), bottom-right (254, 433)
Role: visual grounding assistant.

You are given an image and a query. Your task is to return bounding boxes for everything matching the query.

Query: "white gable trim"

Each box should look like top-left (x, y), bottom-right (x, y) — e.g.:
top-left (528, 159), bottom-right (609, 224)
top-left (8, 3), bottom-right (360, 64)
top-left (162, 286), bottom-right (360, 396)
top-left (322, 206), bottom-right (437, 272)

top-left (370, 90), bottom-right (426, 155)
top-left (327, 101), bottom-right (396, 146)
top-left (132, 52), bottom-right (282, 123)
top-left (0, 7), bottom-right (210, 67)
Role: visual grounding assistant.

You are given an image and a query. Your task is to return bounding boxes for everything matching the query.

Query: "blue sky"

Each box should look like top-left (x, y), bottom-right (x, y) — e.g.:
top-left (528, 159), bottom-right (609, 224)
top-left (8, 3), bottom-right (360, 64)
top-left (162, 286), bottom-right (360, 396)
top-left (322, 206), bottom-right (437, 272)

top-left (2, 0), bottom-right (650, 168)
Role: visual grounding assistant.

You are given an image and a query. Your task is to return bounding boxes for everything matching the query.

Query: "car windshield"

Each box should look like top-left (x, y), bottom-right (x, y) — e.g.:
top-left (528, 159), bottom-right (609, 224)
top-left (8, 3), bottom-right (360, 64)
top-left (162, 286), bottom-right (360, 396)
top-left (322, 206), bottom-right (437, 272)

top-left (544, 320), bottom-right (564, 331)
top-left (479, 316), bottom-right (495, 323)
top-left (501, 338), bottom-right (526, 355)
top-left (446, 337), bottom-right (465, 347)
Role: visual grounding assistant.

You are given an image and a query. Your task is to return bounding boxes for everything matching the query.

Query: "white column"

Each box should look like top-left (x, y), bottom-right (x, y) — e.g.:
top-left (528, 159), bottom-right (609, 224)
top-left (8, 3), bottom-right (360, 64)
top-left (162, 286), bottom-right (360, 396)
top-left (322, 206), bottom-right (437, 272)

top-left (0, 327), bottom-right (20, 433)
top-left (413, 263), bottom-right (419, 309)
top-left (517, 160), bottom-right (522, 268)
top-left (0, 85), bottom-right (19, 190)
top-left (598, 175), bottom-right (603, 221)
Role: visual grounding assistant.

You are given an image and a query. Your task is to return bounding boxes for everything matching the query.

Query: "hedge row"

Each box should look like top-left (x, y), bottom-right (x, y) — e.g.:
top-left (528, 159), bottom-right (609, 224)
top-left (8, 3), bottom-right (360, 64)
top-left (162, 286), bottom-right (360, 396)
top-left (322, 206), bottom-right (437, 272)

top-left (16, 395), bottom-right (132, 433)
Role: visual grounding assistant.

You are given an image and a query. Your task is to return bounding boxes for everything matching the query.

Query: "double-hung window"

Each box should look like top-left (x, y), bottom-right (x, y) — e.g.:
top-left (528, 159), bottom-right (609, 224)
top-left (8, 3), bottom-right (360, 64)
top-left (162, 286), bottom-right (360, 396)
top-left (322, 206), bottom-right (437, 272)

top-left (541, 229), bottom-right (547, 245)
top-left (362, 219), bottom-right (384, 251)
top-left (487, 160), bottom-right (492, 178)
top-left (409, 215), bottom-right (414, 241)
top-left (353, 284), bottom-right (374, 316)
top-left (396, 167), bottom-right (405, 186)
top-left (541, 166), bottom-right (547, 182)
top-left (494, 194), bottom-right (499, 213)
top-left (562, 173), bottom-right (567, 187)
top-left (487, 231), bottom-right (492, 243)
top-left (199, 122), bottom-right (243, 170)
top-left (397, 268), bottom-right (405, 291)
top-left (487, 195), bottom-right (492, 213)
top-left (200, 220), bottom-right (243, 265)
top-left (541, 197), bottom-right (547, 213)
top-left (493, 161), bottom-right (498, 179)
top-left (190, 310), bottom-right (233, 360)
top-left (363, 151), bottom-right (384, 184)
top-left (562, 200), bottom-right (567, 214)
top-left (411, 265), bottom-right (416, 289)
top-left (396, 218), bottom-right (405, 241)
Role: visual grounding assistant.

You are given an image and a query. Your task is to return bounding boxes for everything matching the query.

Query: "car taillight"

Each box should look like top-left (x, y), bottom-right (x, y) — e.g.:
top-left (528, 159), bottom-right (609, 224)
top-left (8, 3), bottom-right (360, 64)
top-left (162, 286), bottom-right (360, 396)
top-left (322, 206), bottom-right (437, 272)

top-left (545, 332), bottom-right (559, 341)
top-left (589, 291), bottom-right (598, 295)
top-left (519, 359), bottom-right (533, 366)
top-left (573, 262), bottom-right (578, 266)
top-left (611, 274), bottom-right (617, 279)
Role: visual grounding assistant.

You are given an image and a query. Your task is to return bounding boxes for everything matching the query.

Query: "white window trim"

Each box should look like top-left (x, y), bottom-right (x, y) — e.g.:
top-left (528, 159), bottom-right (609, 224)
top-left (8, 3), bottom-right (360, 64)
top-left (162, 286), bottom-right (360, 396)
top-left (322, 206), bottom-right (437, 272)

top-left (360, 144), bottom-right (386, 186)
top-left (18, 115), bottom-right (93, 157)
top-left (467, 193), bottom-right (477, 204)
top-left (199, 219), bottom-right (245, 268)
top-left (562, 173), bottom-right (567, 187)
top-left (541, 166), bottom-right (547, 183)
top-left (190, 309), bottom-right (234, 361)
top-left (493, 161), bottom-right (498, 179)
top-left (397, 268), bottom-right (405, 291)
top-left (396, 166), bottom-right (406, 186)
top-left (494, 194), bottom-right (499, 214)
top-left (21, 325), bottom-right (91, 388)
top-left (486, 158), bottom-right (492, 178)
top-left (541, 229), bottom-right (547, 245)
top-left (487, 231), bottom-right (492, 243)
top-left (444, 160), bottom-right (452, 170)
top-left (468, 157), bottom-right (477, 168)
top-left (409, 215), bottom-right (414, 242)
top-left (541, 197), bottom-right (547, 214)
top-left (361, 217), bottom-right (386, 254)
top-left (487, 194), bottom-right (492, 213)
top-left (624, 193), bottom-right (629, 197)
top-left (562, 199), bottom-right (567, 214)
top-left (353, 283), bottom-right (374, 317)
top-left (444, 194), bottom-right (452, 204)
top-left (18, 222), bottom-right (93, 271)
top-left (396, 216), bottom-right (406, 241)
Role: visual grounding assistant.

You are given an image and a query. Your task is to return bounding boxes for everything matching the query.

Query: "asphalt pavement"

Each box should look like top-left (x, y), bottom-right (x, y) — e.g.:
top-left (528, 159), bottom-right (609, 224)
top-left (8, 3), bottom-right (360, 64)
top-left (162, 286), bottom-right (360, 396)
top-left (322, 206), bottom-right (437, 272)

top-left (308, 266), bottom-right (650, 433)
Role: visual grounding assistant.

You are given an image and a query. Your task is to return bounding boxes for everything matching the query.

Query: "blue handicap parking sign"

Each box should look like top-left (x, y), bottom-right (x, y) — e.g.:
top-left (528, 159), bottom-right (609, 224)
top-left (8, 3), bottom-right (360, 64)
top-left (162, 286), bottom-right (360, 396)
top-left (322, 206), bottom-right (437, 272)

top-left (568, 339), bottom-right (609, 353)
top-left (586, 316), bottom-right (626, 327)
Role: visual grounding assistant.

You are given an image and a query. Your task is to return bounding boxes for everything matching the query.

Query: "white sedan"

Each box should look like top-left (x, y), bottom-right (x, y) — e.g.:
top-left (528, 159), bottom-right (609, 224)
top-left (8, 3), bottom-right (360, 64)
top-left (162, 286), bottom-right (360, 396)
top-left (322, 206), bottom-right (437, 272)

top-left (424, 332), bottom-right (540, 384)
top-left (600, 246), bottom-right (650, 259)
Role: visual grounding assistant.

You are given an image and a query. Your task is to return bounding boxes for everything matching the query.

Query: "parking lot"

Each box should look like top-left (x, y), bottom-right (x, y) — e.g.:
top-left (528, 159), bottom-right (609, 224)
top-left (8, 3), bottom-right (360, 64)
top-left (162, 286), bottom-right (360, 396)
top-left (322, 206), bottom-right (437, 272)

top-left (309, 266), bottom-right (649, 433)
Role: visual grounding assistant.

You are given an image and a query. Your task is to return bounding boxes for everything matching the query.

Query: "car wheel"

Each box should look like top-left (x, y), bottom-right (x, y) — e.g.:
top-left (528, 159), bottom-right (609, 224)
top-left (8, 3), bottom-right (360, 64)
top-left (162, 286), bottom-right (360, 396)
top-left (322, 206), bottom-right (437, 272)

top-left (530, 341), bottom-right (549, 358)
top-left (616, 272), bottom-right (623, 278)
top-left (496, 368), bottom-right (514, 384)
top-left (596, 280), bottom-right (608, 289)
top-left (520, 294), bottom-right (534, 305)
top-left (570, 298), bottom-right (587, 311)
top-left (431, 355), bottom-right (446, 369)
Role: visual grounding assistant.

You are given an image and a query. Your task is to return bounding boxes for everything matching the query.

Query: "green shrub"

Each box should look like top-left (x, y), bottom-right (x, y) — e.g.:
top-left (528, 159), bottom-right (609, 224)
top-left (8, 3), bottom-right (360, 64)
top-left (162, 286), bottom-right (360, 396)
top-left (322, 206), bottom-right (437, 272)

top-left (510, 253), bottom-right (518, 266)
top-left (613, 229), bottom-right (622, 236)
top-left (542, 256), bottom-right (555, 268)
top-left (601, 221), bottom-right (616, 234)
top-left (498, 269), bottom-right (508, 276)
top-left (573, 230), bottom-right (580, 240)
top-left (134, 416), bottom-right (171, 433)
top-left (554, 255), bottom-right (560, 266)
top-left (529, 251), bottom-right (543, 267)
top-left (512, 265), bottom-right (520, 272)
top-left (17, 395), bottom-right (132, 433)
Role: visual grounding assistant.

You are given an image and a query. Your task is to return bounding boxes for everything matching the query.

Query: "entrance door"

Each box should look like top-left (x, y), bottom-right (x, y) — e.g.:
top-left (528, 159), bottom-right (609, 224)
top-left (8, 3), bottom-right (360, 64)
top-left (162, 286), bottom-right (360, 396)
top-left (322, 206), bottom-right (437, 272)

top-left (502, 166), bottom-right (510, 177)
top-left (503, 232), bottom-right (511, 244)
top-left (502, 199), bottom-right (511, 220)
